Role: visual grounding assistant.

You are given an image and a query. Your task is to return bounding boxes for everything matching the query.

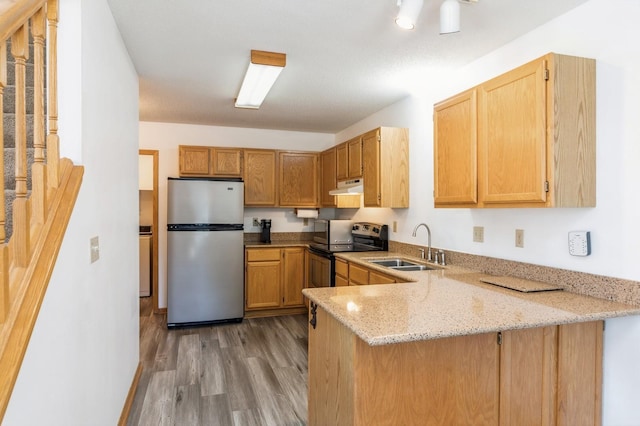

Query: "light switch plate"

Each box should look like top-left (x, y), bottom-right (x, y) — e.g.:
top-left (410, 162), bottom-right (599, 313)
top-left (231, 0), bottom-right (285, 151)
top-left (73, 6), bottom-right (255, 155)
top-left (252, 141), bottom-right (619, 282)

top-left (568, 231), bottom-right (591, 256)
top-left (90, 236), bottom-right (100, 263)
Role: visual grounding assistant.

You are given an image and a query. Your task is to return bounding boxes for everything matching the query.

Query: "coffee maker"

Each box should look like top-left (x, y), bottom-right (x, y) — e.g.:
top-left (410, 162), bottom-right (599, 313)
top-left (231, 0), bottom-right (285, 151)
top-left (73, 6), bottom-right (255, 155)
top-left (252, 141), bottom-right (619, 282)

top-left (260, 219), bottom-right (272, 243)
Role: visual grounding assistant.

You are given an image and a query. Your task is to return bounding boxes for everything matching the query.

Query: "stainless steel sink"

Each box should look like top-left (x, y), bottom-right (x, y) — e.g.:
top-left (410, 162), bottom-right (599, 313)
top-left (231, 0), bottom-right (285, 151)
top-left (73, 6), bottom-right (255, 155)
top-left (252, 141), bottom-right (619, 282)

top-left (368, 258), bottom-right (437, 271)
top-left (389, 265), bottom-right (434, 271)
top-left (368, 258), bottom-right (418, 267)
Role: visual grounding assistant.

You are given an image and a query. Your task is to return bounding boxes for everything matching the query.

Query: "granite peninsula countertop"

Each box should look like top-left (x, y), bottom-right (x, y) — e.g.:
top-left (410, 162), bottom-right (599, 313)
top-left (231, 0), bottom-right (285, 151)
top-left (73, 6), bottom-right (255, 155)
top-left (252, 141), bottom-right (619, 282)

top-left (302, 251), bottom-right (640, 346)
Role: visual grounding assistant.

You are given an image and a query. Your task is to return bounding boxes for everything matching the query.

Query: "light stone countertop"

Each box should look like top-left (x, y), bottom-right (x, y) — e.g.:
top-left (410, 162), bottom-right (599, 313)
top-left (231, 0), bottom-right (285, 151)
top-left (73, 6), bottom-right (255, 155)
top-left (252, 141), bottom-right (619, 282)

top-left (302, 251), bottom-right (640, 346)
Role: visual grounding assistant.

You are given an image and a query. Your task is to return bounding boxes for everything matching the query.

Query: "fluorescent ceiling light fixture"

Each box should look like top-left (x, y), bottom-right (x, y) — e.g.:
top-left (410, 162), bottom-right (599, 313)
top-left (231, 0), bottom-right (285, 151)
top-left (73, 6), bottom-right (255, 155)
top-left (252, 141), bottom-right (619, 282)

top-left (440, 0), bottom-right (460, 34)
top-left (395, 0), bottom-right (424, 30)
top-left (235, 50), bottom-right (286, 109)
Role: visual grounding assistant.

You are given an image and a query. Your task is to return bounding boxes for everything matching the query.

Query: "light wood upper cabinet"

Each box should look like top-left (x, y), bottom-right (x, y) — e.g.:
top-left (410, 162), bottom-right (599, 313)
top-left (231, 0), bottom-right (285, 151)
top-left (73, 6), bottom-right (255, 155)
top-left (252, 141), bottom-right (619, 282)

top-left (434, 89), bottom-right (478, 207)
top-left (434, 53), bottom-right (595, 208)
top-left (211, 148), bottom-right (242, 176)
top-left (278, 151), bottom-right (319, 207)
top-left (179, 145), bottom-right (211, 175)
top-left (320, 148), bottom-right (337, 207)
top-left (179, 145), bottom-right (242, 177)
top-left (347, 137), bottom-right (363, 179)
top-left (244, 149), bottom-right (277, 206)
top-left (336, 142), bottom-right (348, 180)
top-left (362, 127), bottom-right (410, 208)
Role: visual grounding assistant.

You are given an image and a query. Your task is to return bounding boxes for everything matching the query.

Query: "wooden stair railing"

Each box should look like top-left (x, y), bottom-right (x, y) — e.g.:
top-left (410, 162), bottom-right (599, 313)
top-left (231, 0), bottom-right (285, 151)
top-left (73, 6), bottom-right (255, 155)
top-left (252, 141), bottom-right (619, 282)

top-left (0, 0), bottom-right (84, 420)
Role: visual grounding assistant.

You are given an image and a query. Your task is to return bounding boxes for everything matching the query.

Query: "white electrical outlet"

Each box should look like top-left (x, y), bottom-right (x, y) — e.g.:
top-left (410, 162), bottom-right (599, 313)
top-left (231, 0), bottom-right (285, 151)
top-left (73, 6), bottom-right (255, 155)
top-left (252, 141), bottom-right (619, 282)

top-left (473, 226), bottom-right (484, 243)
top-left (515, 229), bottom-right (524, 248)
top-left (90, 236), bottom-right (100, 263)
top-left (568, 231), bottom-right (591, 256)
top-left (253, 218), bottom-right (260, 227)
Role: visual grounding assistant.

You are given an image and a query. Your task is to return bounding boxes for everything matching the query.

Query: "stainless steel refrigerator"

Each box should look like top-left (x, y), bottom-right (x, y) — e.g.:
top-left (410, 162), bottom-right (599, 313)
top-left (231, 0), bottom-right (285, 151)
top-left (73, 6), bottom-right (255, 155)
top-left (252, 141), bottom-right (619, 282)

top-left (167, 177), bottom-right (244, 327)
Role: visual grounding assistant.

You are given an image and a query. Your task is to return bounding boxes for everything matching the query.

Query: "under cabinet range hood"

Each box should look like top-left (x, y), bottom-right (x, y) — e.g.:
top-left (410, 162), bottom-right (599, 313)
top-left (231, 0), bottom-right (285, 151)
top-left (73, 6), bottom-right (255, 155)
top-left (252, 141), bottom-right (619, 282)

top-left (329, 178), bottom-right (364, 195)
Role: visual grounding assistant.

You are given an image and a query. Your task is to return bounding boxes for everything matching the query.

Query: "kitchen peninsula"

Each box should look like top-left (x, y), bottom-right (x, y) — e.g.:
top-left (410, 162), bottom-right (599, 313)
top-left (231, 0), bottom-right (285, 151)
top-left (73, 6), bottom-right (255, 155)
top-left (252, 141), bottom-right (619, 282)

top-left (302, 254), bottom-right (640, 426)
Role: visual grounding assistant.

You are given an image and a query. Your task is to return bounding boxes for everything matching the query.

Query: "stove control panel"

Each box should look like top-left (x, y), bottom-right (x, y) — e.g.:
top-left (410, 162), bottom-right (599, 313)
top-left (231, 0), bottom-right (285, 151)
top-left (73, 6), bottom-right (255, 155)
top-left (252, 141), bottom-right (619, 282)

top-left (352, 222), bottom-right (388, 239)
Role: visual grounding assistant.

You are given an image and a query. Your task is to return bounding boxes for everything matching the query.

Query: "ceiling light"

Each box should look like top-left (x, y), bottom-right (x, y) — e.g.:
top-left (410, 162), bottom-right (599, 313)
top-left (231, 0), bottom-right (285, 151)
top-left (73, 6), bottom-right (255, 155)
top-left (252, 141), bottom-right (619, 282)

top-left (395, 0), bottom-right (424, 30)
top-left (440, 0), bottom-right (460, 34)
top-left (235, 50), bottom-right (286, 109)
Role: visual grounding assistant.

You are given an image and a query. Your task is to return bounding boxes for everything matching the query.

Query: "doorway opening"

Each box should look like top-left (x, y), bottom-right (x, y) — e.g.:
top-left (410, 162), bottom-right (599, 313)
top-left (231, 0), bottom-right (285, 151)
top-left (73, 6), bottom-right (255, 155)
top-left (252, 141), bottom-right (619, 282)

top-left (139, 150), bottom-right (159, 313)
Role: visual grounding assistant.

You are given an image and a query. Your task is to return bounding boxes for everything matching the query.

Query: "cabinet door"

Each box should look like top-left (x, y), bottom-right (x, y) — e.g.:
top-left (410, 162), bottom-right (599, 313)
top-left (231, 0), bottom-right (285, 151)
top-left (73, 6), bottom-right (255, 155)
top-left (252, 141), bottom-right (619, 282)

top-left (308, 252), bottom-right (331, 289)
top-left (500, 326), bottom-right (557, 426)
top-left (179, 145), bottom-right (210, 175)
top-left (283, 248), bottom-right (305, 307)
top-left (369, 270), bottom-right (396, 284)
top-left (211, 148), bottom-right (242, 176)
top-left (320, 148), bottom-right (337, 207)
top-left (245, 260), bottom-right (281, 310)
top-left (347, 137), bottom-right (363, 178)
top-left (434, 90), bottom-right (478, 206)
top-left (244, 149), bottom-right (277, 206)
top-left (336, 143), bottom-right (348, 180)
top-left (278, 151), bottom-right (319, 207)
top-left (362, 131), bottom-right (381, 207)
top-left (348, 263), bottom-right (368, 286)
top-left (478, 58), bottom-right (548, 205)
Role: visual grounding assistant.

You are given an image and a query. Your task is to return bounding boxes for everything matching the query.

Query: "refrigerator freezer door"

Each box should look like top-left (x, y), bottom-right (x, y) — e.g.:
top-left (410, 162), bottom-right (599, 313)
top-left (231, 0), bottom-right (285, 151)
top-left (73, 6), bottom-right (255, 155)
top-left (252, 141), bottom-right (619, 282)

top-left (167, 229), bottom-right (244, 325)
top-left (168, 178), bottom-right (244, 224)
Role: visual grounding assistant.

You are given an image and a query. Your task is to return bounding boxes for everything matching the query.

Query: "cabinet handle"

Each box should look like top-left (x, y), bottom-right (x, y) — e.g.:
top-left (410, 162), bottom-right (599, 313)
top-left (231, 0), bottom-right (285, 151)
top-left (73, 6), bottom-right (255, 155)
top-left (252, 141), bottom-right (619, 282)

top-left (310, 302), bottom-right (318, 329)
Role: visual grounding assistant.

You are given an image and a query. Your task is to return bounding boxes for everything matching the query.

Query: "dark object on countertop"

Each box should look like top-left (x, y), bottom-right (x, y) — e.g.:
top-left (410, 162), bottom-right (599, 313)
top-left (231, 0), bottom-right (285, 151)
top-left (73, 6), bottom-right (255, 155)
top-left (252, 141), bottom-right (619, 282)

top-left (260, 219), bottom-right (272, 243)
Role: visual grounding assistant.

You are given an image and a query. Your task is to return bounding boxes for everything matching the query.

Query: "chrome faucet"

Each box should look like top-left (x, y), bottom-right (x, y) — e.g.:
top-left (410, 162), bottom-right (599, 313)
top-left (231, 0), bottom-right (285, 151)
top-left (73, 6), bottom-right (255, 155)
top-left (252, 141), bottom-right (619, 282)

top-left (412, 223), bottom-right (432, 262)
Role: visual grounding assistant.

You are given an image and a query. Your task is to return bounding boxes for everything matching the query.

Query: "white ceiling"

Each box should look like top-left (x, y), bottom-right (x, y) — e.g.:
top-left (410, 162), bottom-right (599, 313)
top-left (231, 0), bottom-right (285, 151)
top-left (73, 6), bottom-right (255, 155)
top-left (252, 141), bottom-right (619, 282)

top-left (107, 0), bottom-right (589, 134)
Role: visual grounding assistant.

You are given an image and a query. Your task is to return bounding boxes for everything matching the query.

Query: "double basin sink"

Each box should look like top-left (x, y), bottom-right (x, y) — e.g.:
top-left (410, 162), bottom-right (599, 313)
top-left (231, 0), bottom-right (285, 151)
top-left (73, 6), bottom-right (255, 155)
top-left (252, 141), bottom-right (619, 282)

top-left (368, 258), bottom-right (438, 272)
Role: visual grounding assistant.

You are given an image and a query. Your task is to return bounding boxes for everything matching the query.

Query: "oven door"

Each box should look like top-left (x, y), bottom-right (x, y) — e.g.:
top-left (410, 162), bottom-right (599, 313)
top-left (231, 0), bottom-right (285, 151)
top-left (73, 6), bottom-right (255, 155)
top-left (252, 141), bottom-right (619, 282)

top-left (308, 249), bottom-right (334, 288)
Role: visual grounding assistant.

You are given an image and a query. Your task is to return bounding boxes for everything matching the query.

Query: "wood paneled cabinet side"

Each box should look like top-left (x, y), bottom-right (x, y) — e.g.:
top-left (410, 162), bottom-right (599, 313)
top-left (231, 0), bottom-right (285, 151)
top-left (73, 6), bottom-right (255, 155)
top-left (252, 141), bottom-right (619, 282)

top-left (477, 52), bottom-right (595, 208)
top-left (434, 89), bottom-right (478, 207)
top-left (243, 149), bottom-right (277, 206)
top-left (362, 127), bottom-right (410, 208)
top-left (278, 151), bottom-right (319, 207)
top-left (320, 147), bottom-right (337, 207)
top-left (347, 137), bottom-right (363, 178)
top-left (308, 309), bottom-right (604, 426)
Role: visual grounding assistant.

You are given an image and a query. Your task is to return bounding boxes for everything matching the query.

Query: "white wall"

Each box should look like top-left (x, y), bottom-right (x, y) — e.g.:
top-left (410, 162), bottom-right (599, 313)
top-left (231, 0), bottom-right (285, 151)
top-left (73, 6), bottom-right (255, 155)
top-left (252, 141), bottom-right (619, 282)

top-left (139, 122), bottom-right (334, 308)
top-left (4, 0), bottom-right (140, 424)
top-left (336, 0), bottom-right (640, 423)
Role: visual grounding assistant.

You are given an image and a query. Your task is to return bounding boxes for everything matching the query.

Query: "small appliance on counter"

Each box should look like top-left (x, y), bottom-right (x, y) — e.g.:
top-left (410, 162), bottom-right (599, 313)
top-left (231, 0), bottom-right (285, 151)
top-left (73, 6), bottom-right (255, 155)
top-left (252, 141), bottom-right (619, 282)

top-left (260, 219), bottom-right (272, 243)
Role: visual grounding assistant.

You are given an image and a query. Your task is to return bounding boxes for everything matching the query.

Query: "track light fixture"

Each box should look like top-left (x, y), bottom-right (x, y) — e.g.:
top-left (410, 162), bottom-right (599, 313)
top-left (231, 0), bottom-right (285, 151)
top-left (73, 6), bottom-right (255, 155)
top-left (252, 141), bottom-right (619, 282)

top-left (395, 0), bottom-right (424, 30)
top-left (440, 0), bottom-right (461, 34)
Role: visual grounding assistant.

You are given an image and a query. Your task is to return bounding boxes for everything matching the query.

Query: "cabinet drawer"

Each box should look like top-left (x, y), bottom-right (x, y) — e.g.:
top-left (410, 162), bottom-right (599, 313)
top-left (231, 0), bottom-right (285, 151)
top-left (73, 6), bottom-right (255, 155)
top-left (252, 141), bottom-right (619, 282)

top-left (349, 264), bottom-right (368, 285)
top-left (369, 270), bottom-right (396, 284)
top-left (335, 259), bottom-right (348, 278)
top-left (335, 275), bottom-right (348, 287)
top-left (246, 248), bottom-right (281, 262)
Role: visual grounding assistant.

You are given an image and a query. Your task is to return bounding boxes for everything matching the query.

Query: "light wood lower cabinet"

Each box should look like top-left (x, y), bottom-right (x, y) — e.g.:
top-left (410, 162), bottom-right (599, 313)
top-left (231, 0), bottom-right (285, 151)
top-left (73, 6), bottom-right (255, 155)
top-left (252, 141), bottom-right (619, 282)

top-left (308, 305), bottom-right (603, 426)
top-left (334, 258), bottom-right (348, 287)
top-left (245, 247), bottom-right (307, 317)
top-left (347, 262), bottom-right (396, 286)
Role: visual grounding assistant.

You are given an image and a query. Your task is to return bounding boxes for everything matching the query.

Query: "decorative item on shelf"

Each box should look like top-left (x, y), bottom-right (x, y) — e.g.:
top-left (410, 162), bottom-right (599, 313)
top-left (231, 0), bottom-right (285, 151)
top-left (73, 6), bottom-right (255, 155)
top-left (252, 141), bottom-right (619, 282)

top-left (235, 50), bottom-right (286, 109)
top-left (295, 208), bottom-right (319, 219)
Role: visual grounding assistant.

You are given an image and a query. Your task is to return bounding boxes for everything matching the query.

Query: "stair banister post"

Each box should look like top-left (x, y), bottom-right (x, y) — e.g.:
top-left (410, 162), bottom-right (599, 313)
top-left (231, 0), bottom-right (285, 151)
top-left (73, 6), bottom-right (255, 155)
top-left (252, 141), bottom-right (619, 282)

top-left (0, 41), bottom-right (7, 323)
top-left (11, 22), bottom-right (30, 267)
top-left (30, 7), bottom-right (47, 225)
top-left (46, 0), bottom-right (59, 189)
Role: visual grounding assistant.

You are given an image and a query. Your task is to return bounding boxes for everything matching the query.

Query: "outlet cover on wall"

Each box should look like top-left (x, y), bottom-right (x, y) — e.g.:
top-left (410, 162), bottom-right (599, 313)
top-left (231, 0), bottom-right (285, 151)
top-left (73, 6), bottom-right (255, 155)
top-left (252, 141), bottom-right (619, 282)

top-left (473, 226), bottom-right (484, 243)
top-left (515, 229), bottom-right (524, 248)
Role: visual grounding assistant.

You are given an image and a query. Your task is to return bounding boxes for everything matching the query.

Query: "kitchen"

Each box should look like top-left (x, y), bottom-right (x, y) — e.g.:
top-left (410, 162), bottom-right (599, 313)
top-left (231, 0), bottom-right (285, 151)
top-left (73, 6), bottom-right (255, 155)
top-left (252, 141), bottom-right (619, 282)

top-left (135, 1), bottom-right (640, 423)
top-left (5, 0), bottom-right (640, 425)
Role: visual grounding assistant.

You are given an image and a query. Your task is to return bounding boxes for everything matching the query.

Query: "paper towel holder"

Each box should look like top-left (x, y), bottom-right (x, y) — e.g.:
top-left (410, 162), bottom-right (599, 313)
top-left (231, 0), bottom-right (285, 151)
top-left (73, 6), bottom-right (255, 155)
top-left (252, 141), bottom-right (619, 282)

top-left (294, 208), bottom-right (319, 219)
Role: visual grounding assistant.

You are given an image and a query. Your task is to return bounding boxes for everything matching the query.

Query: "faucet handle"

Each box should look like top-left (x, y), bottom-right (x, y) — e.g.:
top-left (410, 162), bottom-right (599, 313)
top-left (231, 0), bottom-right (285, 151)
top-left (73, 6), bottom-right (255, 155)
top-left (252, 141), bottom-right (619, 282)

top-left (433, 251), bottom-right (440, 264)
top-left (419, 248), bottom-right (425, 260)
top-left (438, 249), bottom-right (446, 266)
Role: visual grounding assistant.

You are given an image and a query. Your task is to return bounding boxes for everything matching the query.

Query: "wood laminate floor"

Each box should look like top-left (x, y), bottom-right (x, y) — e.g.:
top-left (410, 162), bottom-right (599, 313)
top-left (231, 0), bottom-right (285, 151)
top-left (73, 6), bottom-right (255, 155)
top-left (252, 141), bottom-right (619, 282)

top-left (128, 298), bottom-right (309, 426)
